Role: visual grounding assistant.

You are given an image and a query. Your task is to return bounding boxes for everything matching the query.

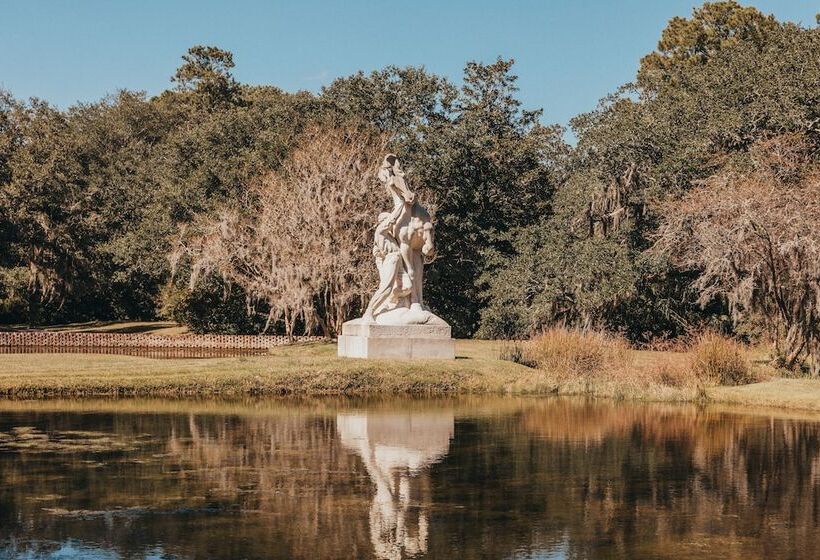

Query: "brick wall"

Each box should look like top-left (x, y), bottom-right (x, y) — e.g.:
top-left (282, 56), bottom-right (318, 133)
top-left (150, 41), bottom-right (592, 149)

top-left (0, 331), bottom-right (326, 350)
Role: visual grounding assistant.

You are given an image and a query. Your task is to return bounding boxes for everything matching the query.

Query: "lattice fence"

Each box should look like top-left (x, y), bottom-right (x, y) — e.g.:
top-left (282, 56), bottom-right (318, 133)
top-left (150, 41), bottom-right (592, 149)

top-left (0, 331), bottom-right (326, 350)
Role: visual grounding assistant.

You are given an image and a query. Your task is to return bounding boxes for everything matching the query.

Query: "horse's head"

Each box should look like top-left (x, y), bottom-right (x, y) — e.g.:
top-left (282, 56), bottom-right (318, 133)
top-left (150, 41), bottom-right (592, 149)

top-left (379, 154), bottom-right (414, 204)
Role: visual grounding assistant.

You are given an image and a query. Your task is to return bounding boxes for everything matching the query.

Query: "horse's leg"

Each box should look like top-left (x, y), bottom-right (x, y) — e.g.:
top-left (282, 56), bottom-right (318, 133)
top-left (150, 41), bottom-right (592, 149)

top-left (412, 250), bottom-right (425, 309)
top-left (399, 240), bottom-right (419, 309)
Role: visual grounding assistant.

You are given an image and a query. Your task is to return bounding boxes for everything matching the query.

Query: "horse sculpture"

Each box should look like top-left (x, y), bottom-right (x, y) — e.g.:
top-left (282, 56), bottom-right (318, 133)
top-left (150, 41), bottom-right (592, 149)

top-left (338, 154), bottom-right (453, 358)
top-left (362, 155), bottom-right (437, 324)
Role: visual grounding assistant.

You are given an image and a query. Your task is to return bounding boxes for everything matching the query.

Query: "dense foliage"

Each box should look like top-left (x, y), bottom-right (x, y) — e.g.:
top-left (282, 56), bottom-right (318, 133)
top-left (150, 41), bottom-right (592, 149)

top-left (480, 2), bottom-right (820, 371)
top-left (1, 2), bottom-right (818, 370)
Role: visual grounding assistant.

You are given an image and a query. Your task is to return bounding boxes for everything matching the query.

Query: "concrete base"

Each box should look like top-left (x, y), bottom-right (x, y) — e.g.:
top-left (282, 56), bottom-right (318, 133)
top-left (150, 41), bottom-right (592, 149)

top-left (337, 318), bottom-right (455, 360)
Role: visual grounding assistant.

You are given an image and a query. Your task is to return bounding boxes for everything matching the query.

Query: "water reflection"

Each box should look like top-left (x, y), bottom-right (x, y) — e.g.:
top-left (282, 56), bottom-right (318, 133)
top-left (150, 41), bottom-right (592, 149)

top-left (0, 397), bottom-right (817, 559)
top-left (337, 410), bottom-right (454, 559)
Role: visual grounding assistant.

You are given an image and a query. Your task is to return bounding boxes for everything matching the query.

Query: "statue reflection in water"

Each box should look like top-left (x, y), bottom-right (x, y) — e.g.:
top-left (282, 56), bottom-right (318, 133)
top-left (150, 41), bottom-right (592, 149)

top-left (337, 410), bottom-right (454, 560)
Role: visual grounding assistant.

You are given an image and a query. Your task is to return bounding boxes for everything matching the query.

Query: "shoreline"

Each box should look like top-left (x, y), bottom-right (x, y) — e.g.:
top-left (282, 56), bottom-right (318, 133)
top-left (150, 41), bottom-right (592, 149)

top-left (1, 341), bottom-right (818, 413)
top-left (0, 394), bottom-right (818, 424)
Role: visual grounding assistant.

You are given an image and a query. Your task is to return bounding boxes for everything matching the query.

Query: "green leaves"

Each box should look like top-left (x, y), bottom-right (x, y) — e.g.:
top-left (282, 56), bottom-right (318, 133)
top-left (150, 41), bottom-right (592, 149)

top-left (638, 1), bottom-right (779, 88)
top-left (0, 49), bottom-right (321, 325)
top-left (172, 45), bottom-right (242, 109)
top-left (321, 59), bottom-right (568, 336)
top-left (483, 2), bottom-right (820, 342)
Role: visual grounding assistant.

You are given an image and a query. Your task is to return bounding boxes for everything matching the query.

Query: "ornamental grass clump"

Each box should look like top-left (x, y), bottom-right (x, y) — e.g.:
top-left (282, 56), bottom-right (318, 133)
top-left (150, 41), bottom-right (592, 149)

top-left (527, 327), bottom-right (632, 378)
top-left (689, 332), bottom-right (752, 386)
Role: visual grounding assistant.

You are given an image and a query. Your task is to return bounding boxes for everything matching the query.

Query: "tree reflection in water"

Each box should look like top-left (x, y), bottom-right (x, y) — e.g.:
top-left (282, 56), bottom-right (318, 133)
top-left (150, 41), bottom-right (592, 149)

top-left (0, 397), bottom-right (818, 559)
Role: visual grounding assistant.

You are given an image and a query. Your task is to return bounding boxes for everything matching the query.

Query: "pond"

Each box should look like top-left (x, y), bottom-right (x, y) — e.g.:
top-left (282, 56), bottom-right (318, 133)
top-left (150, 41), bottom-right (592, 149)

top-left (0, 397), bottom-right (818, 559)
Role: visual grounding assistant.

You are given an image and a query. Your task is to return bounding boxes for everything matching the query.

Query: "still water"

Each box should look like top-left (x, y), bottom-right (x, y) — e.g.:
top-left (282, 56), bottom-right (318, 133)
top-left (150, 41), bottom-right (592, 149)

top-left (0, 397), bottom-right (818, 559)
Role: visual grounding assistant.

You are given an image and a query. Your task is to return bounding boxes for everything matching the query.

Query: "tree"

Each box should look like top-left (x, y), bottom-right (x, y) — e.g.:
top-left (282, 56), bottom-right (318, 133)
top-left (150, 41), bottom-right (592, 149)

top-left (0, 97), bottom-right (95, 321)
top-left (638, 1), bottom-right (779, 87)
top-left (0, 45), bottom-right (322, 326)
top-left (172, 45), bottom-right (241, 108)
top-left (321, 66), bottom-right (455, 136)
top-left (478, 173), bottom-right (636, 338)
top-left (120, 52), bottom-right (320, 326)
top-left (655, 135), bottom-right (820, 373)
top-left (492, 3), bottom-right (820, 342)
top-left (414, 59), bottom-right (568, 336)
top-left (321, 59), bottom-right (567, 336)
top-left (172, 126), bottom-right (388, 336)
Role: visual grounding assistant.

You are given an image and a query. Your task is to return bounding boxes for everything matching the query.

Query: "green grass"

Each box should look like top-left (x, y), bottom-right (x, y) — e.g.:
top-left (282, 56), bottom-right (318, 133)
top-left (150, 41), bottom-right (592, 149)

top-left (1, 339), bottom-right (818, 412)
top-left (708, 379), bottom-right (820, 411)
top-left (0, 340), bottom-right (544, 398)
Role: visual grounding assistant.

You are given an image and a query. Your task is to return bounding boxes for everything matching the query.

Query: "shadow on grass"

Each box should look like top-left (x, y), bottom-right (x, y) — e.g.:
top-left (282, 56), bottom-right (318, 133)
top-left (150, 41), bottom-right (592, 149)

top-left (3, 321), bottom-right (177, 334)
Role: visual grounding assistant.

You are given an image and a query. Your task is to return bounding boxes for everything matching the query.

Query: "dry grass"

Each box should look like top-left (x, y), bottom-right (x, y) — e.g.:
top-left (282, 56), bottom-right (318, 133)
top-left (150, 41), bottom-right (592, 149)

top-left (526, 328), bottom-right (632, 378)
top-left (498, 328), bottom-right (773, 404)
top-left (638, 353), bottom-right (693, 389)
top-left (634, 333), bottom-right (756, 391)
top-left (689, 332), bottom-right (753, 386)
top-left (502, 329), bottom-right (666, 401)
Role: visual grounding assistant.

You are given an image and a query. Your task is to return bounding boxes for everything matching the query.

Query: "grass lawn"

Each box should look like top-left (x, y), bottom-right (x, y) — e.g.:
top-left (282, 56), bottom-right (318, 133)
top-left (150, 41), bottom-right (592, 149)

top-left (708, 379), bottom-right (820, 411)
top-left (0, 340), bottom-right (546, 398)
top-left (0, 338), bottom-right (818, 412)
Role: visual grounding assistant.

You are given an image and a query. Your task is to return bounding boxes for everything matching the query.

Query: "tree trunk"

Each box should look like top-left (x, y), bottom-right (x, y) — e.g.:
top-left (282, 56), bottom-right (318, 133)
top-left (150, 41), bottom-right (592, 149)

top-left (783, 323), bottom-right (806, 369)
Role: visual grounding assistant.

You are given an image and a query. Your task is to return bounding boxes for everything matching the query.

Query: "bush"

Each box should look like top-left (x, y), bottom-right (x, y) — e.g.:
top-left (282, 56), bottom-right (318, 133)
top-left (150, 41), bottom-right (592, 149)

top-left (159, 280), bottom-right (268, 334)
top-left (526, 327), bottom-right (632, 377)
top-left (689, 332), bottom-right (752, 386)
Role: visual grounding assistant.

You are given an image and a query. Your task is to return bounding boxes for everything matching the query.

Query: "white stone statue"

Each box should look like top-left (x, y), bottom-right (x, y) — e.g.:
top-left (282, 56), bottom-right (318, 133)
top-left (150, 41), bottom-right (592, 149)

top-left (337, 154), bottom-right (454, 359)
top-left (362, 154), bottom-right (438, 325)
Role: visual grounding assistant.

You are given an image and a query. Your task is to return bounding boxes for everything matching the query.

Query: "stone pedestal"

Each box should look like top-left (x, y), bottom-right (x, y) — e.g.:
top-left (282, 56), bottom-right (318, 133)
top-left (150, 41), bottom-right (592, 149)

top-left (337, 318), bottom-right (455, 360)
top-left (338, 154), bottom-right (453, 360)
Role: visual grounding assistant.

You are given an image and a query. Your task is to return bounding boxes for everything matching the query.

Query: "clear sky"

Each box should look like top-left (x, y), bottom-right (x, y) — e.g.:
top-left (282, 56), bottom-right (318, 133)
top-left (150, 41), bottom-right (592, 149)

top-left (1, 0), bottom-right (816, 128)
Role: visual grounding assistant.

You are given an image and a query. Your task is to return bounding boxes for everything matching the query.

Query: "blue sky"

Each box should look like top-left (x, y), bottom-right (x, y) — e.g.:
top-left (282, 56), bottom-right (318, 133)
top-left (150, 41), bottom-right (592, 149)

top-left (0, 1), bottom-right (816, 128)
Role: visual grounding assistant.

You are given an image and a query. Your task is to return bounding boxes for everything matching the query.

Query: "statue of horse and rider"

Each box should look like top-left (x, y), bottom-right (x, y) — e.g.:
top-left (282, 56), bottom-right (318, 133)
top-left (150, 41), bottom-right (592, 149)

top-left (362, 154), bottom-right (437, 325)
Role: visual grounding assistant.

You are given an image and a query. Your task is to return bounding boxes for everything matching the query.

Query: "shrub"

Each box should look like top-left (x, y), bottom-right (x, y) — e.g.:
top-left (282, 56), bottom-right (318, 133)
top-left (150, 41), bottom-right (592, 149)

top-left (689, 332), bottom-right (752, 386)
top-left (159, 280), bottom-right (267, 334)
top-left (526, 327), bottom-right (632, 377)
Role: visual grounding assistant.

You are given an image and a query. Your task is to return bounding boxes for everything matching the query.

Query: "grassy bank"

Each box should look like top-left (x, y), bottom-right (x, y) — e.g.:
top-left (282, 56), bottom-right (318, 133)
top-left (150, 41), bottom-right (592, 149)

top-left (0, 341), bottom-right (546, 398)
top-left (1, 339), bottom-right (819, 411)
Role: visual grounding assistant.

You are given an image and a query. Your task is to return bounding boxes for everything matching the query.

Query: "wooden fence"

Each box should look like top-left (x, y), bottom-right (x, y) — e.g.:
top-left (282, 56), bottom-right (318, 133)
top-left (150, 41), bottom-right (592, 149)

top-left (0, 331), bottom-right (326, 350)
